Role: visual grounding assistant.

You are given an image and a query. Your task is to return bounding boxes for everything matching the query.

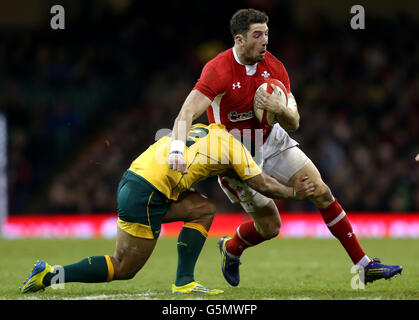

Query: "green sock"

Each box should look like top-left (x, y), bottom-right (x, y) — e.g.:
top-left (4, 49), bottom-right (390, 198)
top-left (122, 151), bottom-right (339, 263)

top-left (175, 223), bottom-right (208, 286)
top-left (43, 255), bottom-right (113, 287)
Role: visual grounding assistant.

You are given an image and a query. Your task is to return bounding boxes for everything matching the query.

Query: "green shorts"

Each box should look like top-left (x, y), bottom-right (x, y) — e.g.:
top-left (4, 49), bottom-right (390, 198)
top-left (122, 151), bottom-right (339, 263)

top-left (117, 170), bottom-right (172, 239)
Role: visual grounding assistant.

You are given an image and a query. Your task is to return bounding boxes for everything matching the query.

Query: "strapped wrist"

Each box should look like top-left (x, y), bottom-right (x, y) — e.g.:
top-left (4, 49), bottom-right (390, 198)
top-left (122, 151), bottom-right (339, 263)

top-left (170, 140), bottom-right (185, 155)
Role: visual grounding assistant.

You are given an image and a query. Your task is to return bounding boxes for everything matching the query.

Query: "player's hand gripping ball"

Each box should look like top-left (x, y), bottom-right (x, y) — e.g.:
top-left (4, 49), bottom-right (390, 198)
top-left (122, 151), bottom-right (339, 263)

top-left (253, 79), bottom-right (288, 126)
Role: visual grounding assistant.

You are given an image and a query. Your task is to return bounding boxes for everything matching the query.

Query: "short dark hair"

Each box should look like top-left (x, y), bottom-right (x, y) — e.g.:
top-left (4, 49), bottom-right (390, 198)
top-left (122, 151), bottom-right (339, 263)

top-left (230, 8), bottom-right (269, 37)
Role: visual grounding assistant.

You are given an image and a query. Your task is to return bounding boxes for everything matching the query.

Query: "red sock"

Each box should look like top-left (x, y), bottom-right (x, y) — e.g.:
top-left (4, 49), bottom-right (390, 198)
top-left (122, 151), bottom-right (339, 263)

top-left (320, 199), bottom-right (366, 264)
top-left (226, 220), bottom-right (266, 257)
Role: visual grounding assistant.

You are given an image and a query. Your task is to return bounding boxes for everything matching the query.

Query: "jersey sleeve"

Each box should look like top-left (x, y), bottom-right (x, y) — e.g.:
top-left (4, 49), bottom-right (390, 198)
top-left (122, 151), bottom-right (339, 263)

top-left (193, 61), bottom-right (228, 101)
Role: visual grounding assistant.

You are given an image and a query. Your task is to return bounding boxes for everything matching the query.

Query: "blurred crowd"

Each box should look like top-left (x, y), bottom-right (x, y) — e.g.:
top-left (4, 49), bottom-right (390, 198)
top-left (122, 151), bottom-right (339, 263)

top-left (1, 1), bottom-right (418, 214)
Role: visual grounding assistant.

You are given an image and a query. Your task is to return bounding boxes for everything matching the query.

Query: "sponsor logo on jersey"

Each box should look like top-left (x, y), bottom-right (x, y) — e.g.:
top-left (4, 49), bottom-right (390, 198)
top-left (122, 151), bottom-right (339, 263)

top-left (227, 110), bottom-right (254, 122)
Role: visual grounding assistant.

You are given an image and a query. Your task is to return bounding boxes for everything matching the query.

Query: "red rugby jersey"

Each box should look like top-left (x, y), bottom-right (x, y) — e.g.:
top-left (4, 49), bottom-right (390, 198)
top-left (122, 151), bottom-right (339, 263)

top-left (194, 47), bottom-right (291, 141)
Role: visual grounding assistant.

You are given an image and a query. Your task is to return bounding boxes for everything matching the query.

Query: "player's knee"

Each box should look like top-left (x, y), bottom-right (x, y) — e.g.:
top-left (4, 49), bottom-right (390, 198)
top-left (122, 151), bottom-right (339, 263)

top-left (310, 181), bottom-right (334, 206)
top-left (184, 198), bottom-right (216, 230)
top-left (201, 200), bottom-right (217, 216)
top-left (189, 198), bottom-right (216, 218)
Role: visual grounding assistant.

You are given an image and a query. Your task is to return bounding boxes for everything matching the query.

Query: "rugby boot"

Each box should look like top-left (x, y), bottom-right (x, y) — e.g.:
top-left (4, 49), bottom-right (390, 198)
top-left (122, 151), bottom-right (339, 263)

top-left (219, 236), bottom-right (241, 286)
top-left (172, 281), bottom-right (223, 295)
top-left (362, 258), bottom-right (402, 284)
top-left (20, 260), bottom-right (54, 293)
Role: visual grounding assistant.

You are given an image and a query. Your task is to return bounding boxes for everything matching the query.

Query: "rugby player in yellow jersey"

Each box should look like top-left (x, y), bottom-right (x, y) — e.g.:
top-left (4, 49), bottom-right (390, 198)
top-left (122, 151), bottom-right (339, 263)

top-left (20, 123), bottom-right (315, 295)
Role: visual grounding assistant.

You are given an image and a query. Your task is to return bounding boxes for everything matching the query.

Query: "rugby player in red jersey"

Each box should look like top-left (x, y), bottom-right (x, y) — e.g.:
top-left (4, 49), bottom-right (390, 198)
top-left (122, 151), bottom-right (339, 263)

top-left (168, 8), bottom-right (402, 286)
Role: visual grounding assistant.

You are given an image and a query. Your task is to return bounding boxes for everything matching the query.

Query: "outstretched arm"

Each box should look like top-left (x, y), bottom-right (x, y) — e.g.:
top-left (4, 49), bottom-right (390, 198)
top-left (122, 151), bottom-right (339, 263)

top-left (169, 90), bottom-right (212, 174)
top-left (246, 172), bottom-right (315, 200)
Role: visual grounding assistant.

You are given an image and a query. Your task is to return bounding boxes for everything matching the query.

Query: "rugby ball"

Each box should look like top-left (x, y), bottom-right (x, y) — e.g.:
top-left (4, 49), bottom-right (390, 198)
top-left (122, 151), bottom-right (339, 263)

top-left (253, 79), bottom-right (288, 126)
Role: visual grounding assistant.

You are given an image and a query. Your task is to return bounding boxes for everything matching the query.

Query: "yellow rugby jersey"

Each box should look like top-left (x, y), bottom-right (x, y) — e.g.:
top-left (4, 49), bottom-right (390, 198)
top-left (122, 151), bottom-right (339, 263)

top-left (129, 123), bottom-right (261, 200)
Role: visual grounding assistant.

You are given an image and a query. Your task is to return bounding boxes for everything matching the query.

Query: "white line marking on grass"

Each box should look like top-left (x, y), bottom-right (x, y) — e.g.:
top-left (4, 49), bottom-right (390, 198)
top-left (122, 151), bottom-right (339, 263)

top-left (288, 296), bottom-right (313, 300)
top-left (64, 292), bottom-right (163, 300)
top-left (19, 290), bottom-right (164, 300)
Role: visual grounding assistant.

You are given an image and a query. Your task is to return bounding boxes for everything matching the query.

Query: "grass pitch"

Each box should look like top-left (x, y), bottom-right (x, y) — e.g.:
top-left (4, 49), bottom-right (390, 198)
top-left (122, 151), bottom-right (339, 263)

top-left (0, 237), bottom-right (417, 300)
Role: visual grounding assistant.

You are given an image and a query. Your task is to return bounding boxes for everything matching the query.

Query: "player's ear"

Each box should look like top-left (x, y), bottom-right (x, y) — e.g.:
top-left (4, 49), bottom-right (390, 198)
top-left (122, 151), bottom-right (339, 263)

top-left (234, 34), bottom-right (245, 46)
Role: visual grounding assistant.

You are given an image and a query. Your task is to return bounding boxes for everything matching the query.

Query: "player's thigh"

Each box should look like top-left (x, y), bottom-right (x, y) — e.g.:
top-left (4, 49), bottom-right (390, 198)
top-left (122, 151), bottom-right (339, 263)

top-left (114, 170), bottom-right (168, 279)
top-left (263, 146), bottom-right (311, 185)
top-left (113, 225), bottom-right (158, 280)
top-left (162, 190), bottom-right (216, 230)
top-left (117, 170), bottom-right (170, 239)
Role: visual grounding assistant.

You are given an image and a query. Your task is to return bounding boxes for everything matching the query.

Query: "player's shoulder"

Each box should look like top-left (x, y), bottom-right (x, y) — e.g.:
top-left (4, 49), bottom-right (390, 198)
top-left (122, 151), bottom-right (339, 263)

top-left (206, 48), bottom-right (234, 65)
top-left (198, 49), bottom-right (234, 88)
top-left (203, 48), bottom-right (234, 73)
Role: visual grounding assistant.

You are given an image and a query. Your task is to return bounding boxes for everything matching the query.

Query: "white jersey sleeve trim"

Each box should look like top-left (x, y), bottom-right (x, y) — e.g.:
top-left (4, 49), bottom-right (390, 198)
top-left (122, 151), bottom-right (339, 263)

top-left (210, 92), bottom-right (225, 124)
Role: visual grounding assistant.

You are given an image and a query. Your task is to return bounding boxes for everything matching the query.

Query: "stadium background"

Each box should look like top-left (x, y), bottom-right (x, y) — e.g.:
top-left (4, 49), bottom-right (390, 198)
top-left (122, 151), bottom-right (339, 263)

top-left (1, 0), bottom-right (418, 238)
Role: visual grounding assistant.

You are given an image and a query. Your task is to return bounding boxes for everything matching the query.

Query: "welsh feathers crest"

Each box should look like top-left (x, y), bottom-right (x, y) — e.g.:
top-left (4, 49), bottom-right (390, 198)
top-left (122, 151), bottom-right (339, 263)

top-left (261, 71), bottom-right (270, 79)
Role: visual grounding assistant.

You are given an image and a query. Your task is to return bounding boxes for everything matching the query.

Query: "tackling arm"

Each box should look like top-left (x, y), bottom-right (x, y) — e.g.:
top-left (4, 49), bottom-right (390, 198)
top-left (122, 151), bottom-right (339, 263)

top-left (246, 172), bottom-right (315, 200)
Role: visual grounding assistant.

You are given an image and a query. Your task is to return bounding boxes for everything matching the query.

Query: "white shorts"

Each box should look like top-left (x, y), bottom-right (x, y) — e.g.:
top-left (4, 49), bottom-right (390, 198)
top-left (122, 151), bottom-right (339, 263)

top-left (218, 124), bottom-right (312, 212)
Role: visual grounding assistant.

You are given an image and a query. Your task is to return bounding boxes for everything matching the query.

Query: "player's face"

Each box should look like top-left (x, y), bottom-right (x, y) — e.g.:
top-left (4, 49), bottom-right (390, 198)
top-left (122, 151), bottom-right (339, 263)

top-left (243, 23), bottom-right (269, 63)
